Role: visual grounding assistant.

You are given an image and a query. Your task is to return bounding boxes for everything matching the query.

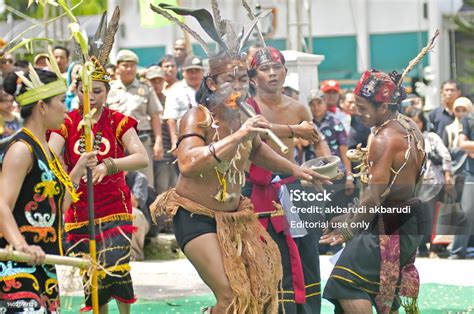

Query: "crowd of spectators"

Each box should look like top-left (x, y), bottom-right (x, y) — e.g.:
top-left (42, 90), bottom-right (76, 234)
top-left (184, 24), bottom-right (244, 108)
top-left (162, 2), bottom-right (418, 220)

top-left (1, 39), bottom-right (473, 260)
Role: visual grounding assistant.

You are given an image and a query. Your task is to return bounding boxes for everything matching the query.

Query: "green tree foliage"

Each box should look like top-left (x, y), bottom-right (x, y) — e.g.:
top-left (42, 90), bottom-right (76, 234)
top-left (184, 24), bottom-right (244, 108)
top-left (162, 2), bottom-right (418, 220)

top-left (454, 0), bottom-right (474, 93)
top-left (1, 0), bottom-right (107, 21)
top-left (70, 0), bottom-right (107, 16)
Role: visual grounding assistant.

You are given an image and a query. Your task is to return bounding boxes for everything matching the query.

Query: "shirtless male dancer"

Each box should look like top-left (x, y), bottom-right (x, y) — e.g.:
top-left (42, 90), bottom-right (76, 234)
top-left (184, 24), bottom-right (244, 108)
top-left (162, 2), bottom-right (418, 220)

top-left (321, 70), bottom-right (425, 313)
top-left (244, 46), bottom-right (331, 313)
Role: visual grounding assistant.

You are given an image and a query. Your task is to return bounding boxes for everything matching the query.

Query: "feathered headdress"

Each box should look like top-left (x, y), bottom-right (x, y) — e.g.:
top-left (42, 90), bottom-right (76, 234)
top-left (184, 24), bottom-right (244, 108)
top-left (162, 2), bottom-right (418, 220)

top-left (15, 46), bottom-right (66, 107)
top-left (76, 6), bottom-right (120, 83)
top-left (149, 1), bottom-right (270, 76)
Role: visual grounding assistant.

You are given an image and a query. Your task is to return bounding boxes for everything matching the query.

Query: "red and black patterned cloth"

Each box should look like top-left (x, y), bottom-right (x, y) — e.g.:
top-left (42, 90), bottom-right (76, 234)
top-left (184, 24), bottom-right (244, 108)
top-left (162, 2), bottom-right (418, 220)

top-left (52, 106), bottom-right (138, 309)
top-left (250, 46), bottom-right (285, 70)
top-left (354, 70), bottom-right (406, 104)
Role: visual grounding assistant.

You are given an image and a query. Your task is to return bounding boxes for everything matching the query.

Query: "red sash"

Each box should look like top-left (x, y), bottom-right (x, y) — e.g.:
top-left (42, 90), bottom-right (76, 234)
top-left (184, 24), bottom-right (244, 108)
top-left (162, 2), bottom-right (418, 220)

top-left (246, 97), bottom-right (306, 304)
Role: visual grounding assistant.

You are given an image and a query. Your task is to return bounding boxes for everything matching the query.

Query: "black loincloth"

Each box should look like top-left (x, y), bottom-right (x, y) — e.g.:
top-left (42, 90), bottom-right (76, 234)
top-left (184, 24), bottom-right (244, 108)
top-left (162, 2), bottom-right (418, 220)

top-left (323, 199), bottom-right (423, 313)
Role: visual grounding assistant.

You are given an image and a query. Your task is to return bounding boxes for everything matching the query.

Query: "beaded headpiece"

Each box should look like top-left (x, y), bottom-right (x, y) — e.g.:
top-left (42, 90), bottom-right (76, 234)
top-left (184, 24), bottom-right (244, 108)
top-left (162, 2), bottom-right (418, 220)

top-left (354, 70), bottom-right (405, 105)
top-left (250, 46), bottom-right (285, 70)
top-left (87, 56), bottom-right (111, 83)
top-left (354, 30), bottom-right (440, 105)
top-left (15, 47), bottom-right (67, 107)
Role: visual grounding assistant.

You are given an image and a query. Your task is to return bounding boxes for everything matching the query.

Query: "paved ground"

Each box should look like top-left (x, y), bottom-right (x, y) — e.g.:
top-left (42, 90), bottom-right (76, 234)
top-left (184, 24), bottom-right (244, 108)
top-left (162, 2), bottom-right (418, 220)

top-left (58, 256), bottom-right (474, 301)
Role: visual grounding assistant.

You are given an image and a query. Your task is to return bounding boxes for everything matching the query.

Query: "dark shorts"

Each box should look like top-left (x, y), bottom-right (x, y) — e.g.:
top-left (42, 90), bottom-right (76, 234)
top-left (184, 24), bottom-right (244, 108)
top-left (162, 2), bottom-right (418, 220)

top-left (173, 207), bottom-right (217, 250)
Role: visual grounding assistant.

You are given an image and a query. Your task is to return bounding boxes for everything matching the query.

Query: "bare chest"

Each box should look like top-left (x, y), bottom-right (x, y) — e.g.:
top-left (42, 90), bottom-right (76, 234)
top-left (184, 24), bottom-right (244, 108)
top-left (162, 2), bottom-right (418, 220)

top-left (258, 103), bottom-right (301, 125)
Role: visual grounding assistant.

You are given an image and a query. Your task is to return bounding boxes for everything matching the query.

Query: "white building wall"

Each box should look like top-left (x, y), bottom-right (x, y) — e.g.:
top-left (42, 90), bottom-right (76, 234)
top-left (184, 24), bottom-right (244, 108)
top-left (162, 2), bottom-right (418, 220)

top-left (0, 1), bottom-right (458, 59)
top-left (112, 0), bottom-right (174, 50)
top-left (367, 0), bottom-right (428, 34)
top-left (0, 0), bottom-right (462, 107)
top-left (115, 1), bottom-right (438, 54)
top-left (108, 0), bottom-right (461, 108)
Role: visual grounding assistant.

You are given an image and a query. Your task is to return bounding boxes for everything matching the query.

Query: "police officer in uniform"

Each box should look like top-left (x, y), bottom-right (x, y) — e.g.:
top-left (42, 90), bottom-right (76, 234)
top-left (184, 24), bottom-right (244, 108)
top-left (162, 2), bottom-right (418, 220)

top-left (108, 49), bottom-right (163, 187)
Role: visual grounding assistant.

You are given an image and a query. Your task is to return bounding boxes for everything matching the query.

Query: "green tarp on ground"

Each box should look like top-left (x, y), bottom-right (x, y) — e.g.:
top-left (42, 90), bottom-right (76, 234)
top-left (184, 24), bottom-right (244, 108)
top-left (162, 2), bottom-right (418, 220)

top-left (61, 283), bottom-right (474, 313)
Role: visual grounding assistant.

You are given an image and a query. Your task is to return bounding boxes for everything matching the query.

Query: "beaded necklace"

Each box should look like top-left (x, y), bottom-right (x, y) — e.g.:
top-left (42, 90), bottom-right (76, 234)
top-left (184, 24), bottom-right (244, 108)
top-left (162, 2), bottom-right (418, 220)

top-left (210, 110), bottom-right (250, 202)
top-left (22, 127), bottom-right (80, 202)
top-left (77, 131), bottom-right (103, 154)
top-left (77, 107), bottom-right (104, 154)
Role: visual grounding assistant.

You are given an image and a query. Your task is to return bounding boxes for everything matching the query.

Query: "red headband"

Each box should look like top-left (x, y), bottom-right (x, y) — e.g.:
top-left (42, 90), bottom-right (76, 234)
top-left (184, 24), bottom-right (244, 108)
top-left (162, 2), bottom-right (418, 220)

top-left (354, 70), bottom-right (400, 104)
top-left (250, 46), bottom-right (285, 70)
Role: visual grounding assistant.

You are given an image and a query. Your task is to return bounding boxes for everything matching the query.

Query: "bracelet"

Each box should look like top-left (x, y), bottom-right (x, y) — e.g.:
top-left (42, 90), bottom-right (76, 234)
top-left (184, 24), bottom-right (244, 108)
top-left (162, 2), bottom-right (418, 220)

top-left (208, 143), bottom-right (221, 163)
top-left (287, 125), bottom-right (295, 138)
top-left (72, 182), bottom-right (80, 190)
top-left (102, 158), bottom-right (112, 175)
top-left (340, 228), bottom-right (353, 241)
top-left (103, 157), bottom-right (119, 175)
top-left (110, 158), bottom-right (119, 174)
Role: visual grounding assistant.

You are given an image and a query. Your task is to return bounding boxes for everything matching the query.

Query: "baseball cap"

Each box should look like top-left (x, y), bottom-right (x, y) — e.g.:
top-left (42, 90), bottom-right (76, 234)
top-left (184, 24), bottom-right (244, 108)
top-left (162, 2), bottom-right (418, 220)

top-left (307, 89), bottom-right (324, 103)
top-left (145, 66), bottom-right (166, 80)
top-left (116, 49), bottom-right (139, 64)
top-left (320, 80), bottom-right (340, 93)
top-left (182, 55), bottom-right (204, 71)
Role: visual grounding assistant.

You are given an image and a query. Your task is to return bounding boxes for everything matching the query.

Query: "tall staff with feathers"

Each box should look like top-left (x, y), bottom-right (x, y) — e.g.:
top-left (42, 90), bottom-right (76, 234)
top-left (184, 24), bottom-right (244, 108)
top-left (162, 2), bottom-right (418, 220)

top-left (42, 1), bottom-right (120, 312)
top-left (66, 6), bottom-right (120, 314)
top-left (57, 1), bottom-right (101, 312)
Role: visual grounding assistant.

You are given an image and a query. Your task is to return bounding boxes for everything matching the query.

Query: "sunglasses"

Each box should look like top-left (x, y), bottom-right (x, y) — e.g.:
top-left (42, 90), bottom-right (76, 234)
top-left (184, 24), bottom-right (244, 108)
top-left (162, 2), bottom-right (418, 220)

top-left (0, 59), bottom-right (13, 64)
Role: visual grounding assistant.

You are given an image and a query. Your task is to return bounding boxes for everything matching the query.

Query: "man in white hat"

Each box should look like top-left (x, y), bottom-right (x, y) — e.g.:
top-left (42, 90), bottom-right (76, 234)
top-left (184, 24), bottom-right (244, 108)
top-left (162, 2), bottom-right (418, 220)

top-left (146, 66), bottom-right (166, 105)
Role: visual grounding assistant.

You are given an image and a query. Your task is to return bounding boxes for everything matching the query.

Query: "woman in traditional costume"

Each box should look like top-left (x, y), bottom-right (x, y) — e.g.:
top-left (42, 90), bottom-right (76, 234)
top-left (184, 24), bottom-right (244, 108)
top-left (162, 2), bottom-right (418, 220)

top-left (0, 56), bottom-right (96, 313)
top-left (48, 9), bottom-right (148, 313)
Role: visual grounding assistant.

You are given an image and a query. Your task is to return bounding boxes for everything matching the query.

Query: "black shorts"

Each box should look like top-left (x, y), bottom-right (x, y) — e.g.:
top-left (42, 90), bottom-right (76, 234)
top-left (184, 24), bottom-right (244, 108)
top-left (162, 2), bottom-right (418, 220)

top-left (173, 207), bottom-right (217, 250)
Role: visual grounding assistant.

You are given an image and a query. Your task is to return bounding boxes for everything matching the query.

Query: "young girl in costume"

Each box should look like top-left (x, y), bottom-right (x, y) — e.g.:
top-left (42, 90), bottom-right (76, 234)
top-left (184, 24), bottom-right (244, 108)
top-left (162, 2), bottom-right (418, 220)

top-left (49, 56), bottom-right (148, 313)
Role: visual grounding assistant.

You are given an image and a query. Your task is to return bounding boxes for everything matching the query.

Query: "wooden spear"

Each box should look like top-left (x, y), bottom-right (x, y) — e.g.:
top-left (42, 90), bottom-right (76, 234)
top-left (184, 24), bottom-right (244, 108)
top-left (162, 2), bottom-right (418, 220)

top-left (0, 248), bottom-right (91, 269)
